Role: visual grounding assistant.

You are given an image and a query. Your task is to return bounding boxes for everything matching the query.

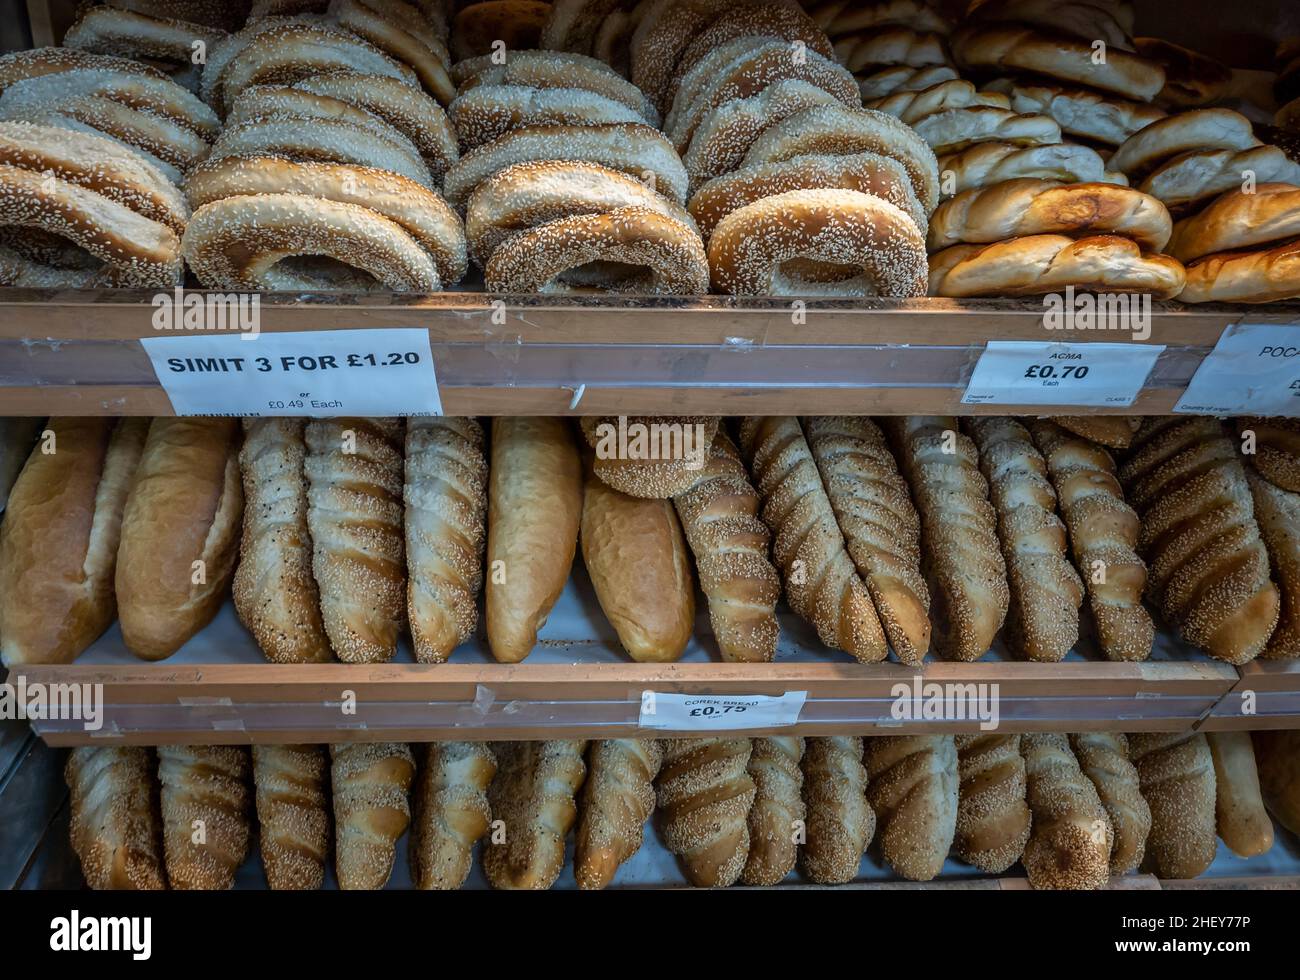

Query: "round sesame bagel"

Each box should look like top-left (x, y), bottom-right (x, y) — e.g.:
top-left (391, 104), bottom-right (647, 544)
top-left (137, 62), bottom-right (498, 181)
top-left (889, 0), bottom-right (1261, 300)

top-left (664, 35), bottom-right (775, 138)
top-left (833, 26), bottom-right (951, 73)
top-left (454, 50), bottom-right (658, 126)
top-left (451, 1), bottom-right (551, 63)
top-left (465, 159), bottom-right (696, 268)
top-left (448, 85), bottom-right (645, 151)
top-left (683, 79), bottom-right (843, 193)
top-left (865, 79), bottom-right (1009, 125)
top-left (442, 122), bottom-right (689, 208)
top-left (483, 205), bottom-right (709, 295)
top-left (707, 187), bottom-right (928, 297)
top-left (928, 234), bottom-right (1187, 298)
top-left (936, 141), bottom-right (1120, 197)
top-left (592, 2), bottom-right (646, 76)
top-left (209, 116), bottom-right (433, 188)
top-left (0, 47), bottom-right (168, 96)
top-left (293, 71), bottom-right (458, 182)
top-left (629, 0), bottom-right (732, 114)
top-left (0, 121), bottom-right (187, 232)
top-left (1168, 184), bottom-right (1300, 263)
top-left (182, 192), bottom-right (440, 290)
top-left (15, 93), bottom-right (212, 171)
top-left (951, 23), bottom-right (1165, 102)
top-left (1109, 108), bottom-right (1260, 179)
top-left (741, 104), bottom-right (940, 213)
top-left (201, 16), bottom-right (306, 110)
top-left (63, 6), bottom-right (228, 68)
top-left (540, 0), bottom-right (625, 55)
top-left (185, 155), bottom-right (466, 283)
top-left (688, 151), bottom-right (925, 240)
top-left (225, 84), bottom-right (411, 143)
top-left (580, 415), bottom-right (721, 498)
top-left (0, 162), bottom-right (181, 286)
top-left (668, 41), bottom-right (860, 154)
top-left (3, 107), bottom-right (182, 183)
top-left (857, 63), bottom-right (957, 100)
top-left (328, 0), bottom-right (454, 104)
top-left (985, 79), bottom-right (1166, 146)
top-left (1139, 145), bottom-right (1300, 216)
top-left (912, 105), bottom-right (1061, 155)
top-left (927, 179), bottom-right (1173, 253)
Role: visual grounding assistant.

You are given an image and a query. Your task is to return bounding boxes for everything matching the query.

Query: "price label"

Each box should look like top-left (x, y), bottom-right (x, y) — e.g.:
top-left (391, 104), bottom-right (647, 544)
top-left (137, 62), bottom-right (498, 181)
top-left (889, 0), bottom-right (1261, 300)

top-left (140, 328), bottom-right (442, 416)
top-left (1175, 323), bottom-right (1300, 416)
top-left (961, 341), bottom-right (1164, 407)
top-left (637, 691), bottom-right (807, 731)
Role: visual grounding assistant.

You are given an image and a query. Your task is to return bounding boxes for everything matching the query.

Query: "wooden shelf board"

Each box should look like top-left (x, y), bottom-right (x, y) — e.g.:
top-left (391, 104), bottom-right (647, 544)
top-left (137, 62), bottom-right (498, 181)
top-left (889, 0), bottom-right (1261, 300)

top-left (1200, 659), bottom-right (1300, 731)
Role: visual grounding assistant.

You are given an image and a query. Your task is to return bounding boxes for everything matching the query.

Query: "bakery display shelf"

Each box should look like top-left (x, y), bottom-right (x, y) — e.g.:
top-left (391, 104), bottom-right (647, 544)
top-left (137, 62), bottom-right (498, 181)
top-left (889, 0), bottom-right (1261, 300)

top-left (12, 571), bottom-right (1239, 746)
top-left (1, 290), bottom-right (1290, 416)
top-left (1200, 660), bottom-right (1300, 731)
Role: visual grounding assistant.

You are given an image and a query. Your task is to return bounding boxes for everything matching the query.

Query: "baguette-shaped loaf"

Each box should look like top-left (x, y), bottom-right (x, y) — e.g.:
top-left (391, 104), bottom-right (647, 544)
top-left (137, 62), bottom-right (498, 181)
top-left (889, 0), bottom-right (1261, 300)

top-left (739, 416), bottom-right (886, 662)
top-left (1128, 731), bottom-right (1218, 878)
top-left (803, 416), bottom-right (931, 664)
top-left (883, 416), bottom-right (1008, 660)
top-left (66, 746), bottom-right (165, 890)
top-left (864, 734), bottom-right (959, 881)
top-left (742, 736), bottom-right (805, 886)
top-left (233, 419), bottom-right (332, 664)
top-left (411, 741), bottom-right (497, 890)
top-left (158, 744), bottom-right (251, 890)
top-left (252, 744), bottom-right (329, 890)
top-left (331, 742), bottom-right (415, 890)
top-left (1252, 729), bottom-right (1300, 836)
top-left (1032, 420), bottom-right (1154, 661)
top-left (966, 417), bottom-right (1083, 662)
top-left (1206, 731), bottom-right (1273, 858)
top-left (305, 419), bottom-right (406, 663)
top-left (953, 733), bottom-right (1031, 873)
top-left (485, 740), bottom-right (588, 890)
top-left (575, 738), bottom-right (662, 890)
top-left (1244, 469), bottom-right (1300, 659)
top-left (1021, 733), bottom-right (1113, 890)
top-left (581, 462), bottom-right (695, 661)
top-left (800, 736), bottom-right (874, 884)
top-left (1, 417), bottom-right (146, 665)
top-left (486, 418), bottom-right (583, 662)
top-left (672, 431), bottom-right (781, 662)
top-left (1119, 417), bottom-right (1279, 664)
top-left (404, 417), bottom-right (488, 663)
top-left (1070, 732), bottom-right (1151, 874)
top-left (657, 737), bottom-right (756, 887)
top-left (117, 418), bottom-right (242, 660)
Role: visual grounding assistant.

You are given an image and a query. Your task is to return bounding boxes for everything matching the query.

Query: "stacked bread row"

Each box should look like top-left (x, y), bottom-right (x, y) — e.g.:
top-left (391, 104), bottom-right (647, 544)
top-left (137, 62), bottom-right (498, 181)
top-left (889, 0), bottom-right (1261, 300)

top-left (443, 49), bottom-right (707, 293)
top-left (64, 728), bottom-right (1300, 890)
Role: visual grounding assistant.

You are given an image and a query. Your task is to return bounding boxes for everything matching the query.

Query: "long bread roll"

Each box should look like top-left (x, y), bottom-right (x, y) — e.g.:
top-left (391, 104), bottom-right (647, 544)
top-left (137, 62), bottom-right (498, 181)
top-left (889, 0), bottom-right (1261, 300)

top-left (966, 417), bottom-right (1083, 662)
top-left (411, 741), bottom-right (497, 890)
top-left (1252, 729), bottom-right (1300, 836)
top-left (864, 734), bottom-right (959, 881)
top-left (803, 415), bottom-right (931, 664)
top-left (116, 417), bottom-right (242, 660)
top-left (252, 744), bottom-right (329, 890)
top-left (739, 416), bottom-right (886, 662)
top-left (486, 417), bottom-right (583, 662)
top-left (158, 744), bottom-right (251, 890)
top-left (331, 741), bottom-right (415, 890)
top-left (1031, 420), bottom-right (1154, 661)
top-left (404, 417), bottom-right (488, 663)
top-left (1206, 731), bottom-right (1273, 858)
top-left (581, 460), bottom-right (695, 661)
top-left (1, 417), bottom-right (146, 665)
top-left (305, 419), bottom-right (406, 663)
top-left (233, 418), bottom-right (332, 664)
top-left (1070, 732), bottom-right (1151, 875)
top-left (1244, 469), bottom-right (1300, 659)
top-left (485, 740), bottom-right (588, 890)
top-left (741, 736), bottom-right (805, 886)
top-left (671, 430), bottom-right (780, 662)
top-left (0, 417), bottom-right (41, 508)
top-left (1128, 731), bottom-right (1217, 878)
top-left (953, 733), bottom-right (1031, 873)
top-left (575, 738), bottom-right (662, 890)
top-left (66, 746), bottom-right (165, 890)
top-left (1021, 733), bottom-right (1113, 890)
top-left (656, 737), bottom-right (756, 888)
top-left (800, 735), bottom-right (874, 884)
top-left (883, 416), bottom-right (1007, 661)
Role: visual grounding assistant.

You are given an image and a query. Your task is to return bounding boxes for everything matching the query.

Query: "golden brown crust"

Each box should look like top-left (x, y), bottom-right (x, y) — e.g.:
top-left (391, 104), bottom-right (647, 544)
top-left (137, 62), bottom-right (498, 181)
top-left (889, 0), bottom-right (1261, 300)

top-left (1206, 731), bottom-right (1274, 858)
top-left (1252, 730), bottom-right (1300, 836)
top-left (800, 735), bottom-right (873, 884)
top-left (1178, 238), bottom-right (1300, 304)
top-left (253, 744), bottom-right (329, 890)
top-left (1020, 733), bottom-right (1113, 890)
top-left (411, 741), bottom-right (496, 890)
top-left (485, 739), bottom-right (588, 889)
top-left (331, 742), bottom-right (415, 890)
top-left (1128, 731), bottom-right (1217, 879)
top-left (1245, 467), bottom-right (1300, 659)
top-left (741, 736), bottom-right (805, 886)
top-left (1070, 731), bottom-right (1150, 874)
top-left (656, 736), bottom-right (755, 887)
top-left (67, 746), bottom-right (166, 890)
top-left (864, 734), bottom-right (959, 881)
top-left (954, 733), bottom-right (1031, 873)
top-left (159, 745), bottom-right (251, 890)
top-left (575, 738), bottom-right (661, 889)
top-left (1110, 108), bottom-right (1260, 180)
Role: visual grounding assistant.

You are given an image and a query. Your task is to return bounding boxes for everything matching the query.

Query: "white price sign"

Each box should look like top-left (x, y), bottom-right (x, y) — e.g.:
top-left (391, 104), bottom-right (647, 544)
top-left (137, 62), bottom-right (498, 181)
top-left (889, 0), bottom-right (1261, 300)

top-left (961, 340), bottom-right (1164, 407)
top-left (1175, 323), bottom-right (1300, 416)
top-left (140, 328), bottom-right (442, 416)
top-left (637, 691), bottom-right (807, 731)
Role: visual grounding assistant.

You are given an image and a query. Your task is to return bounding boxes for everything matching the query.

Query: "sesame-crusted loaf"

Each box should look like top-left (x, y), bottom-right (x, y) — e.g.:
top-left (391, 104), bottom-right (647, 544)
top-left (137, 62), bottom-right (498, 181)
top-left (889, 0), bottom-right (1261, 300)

top-left (66, 746), bottom-right (166, 891)
top-left (159, 744), bottom-right (252, 890)
top-left (1019, 733), bottom-right (1112, 890)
